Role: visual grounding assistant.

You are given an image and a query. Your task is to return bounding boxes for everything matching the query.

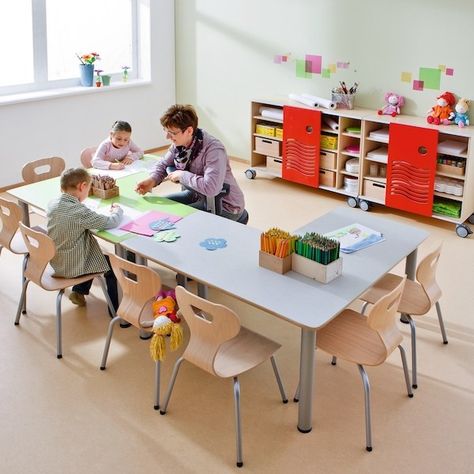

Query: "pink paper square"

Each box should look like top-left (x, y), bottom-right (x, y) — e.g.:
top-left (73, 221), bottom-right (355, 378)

top-left (273, 55), bottom-right (282, 64)
top-left (120, 210), bottom-right (182, 236)
top-left (445, 67), bottom-right (454, 76)
top-left (413, 80), bottom-right (424, 91)
top-left (305, 54), bottom-right (322, 74)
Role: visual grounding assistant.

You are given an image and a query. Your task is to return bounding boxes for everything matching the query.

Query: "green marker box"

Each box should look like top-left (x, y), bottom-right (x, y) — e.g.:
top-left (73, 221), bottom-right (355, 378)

top-left (292, 254), bottom-right (342, 283)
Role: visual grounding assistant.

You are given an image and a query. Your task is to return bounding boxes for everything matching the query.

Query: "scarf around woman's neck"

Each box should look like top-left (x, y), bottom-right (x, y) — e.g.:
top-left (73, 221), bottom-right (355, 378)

top-left (173, 128), bottom-right (204, 170)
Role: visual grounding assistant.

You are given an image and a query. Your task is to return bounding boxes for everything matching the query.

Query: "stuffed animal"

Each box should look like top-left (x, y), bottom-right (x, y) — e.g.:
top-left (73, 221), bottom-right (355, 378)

top-left (149, 289), bottom-right (183, 362)
top-left (378, 92), bottom-right (405, 117)
top-left (427, 91), bottom-right (456, 125)
top-left (450, 98), bottom-right (470, 128)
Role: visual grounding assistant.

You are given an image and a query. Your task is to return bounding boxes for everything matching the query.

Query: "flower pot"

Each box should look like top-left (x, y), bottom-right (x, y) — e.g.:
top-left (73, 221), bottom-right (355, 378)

top-left (79, 64), bottom-right (94, 87)
top-left (101, 74), bottom-right (111, 86)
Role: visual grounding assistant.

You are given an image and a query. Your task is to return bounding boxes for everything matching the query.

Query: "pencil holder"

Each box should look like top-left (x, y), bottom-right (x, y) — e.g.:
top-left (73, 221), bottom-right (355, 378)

top-left (91, 185), bottom-right (120, 199)
top-left (292, 254), bottom-right (343, 283)
top-left (331, 92), bottom-right (355, 110)
top-left (259, 251), bottom-right (292, 274)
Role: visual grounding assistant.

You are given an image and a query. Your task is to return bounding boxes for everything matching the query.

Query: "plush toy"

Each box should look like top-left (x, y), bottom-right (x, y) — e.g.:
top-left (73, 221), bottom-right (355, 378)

top-left (149, 289), bottom-right (183, 362)
top-left (378, 92), bottom-right (405, 117)
top-left (450, 98), bottom-right (470, 128)
top-left (427, 91), bottom-right (456, 125)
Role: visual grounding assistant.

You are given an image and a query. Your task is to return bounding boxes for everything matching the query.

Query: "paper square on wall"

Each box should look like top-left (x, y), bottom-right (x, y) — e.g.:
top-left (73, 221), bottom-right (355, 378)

top-left (419, 67), bottom-right (441, 90)
top-left (273, 55), bottom-right (283, 64)
top-left (401, 72), bottom-right (412, 83)
top-left (282, 56), bottom-right (288, 62)
top-left (438, 64), bottom-right (446, 72)
top-left (305, 54), bottom-right (322, 74)
top-left (296, 60), bottom-right (312, 79)
top-left (445, 67), bottom-right (454, 76)
top-left (322, 68), bottom-right (331, 79)
top-left (413, 80), bottom-right (424, 91)
top-left (328, 63), bottom-right (336, 73)
top-left (337, 61), bottom-right (349, 69)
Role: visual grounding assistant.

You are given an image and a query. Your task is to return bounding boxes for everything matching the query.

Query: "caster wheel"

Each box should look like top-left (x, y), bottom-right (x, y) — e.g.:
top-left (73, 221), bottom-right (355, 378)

top-left (468, 214), bottom-right (474, 225)
top-left (347, 196), bottom-right (358, 208)
top-left (245, 169), bottom-right (256, 179)
top-left (359, 200), bottom-right (370, 212)
top-left (455, 224), bottom-right (471, 238)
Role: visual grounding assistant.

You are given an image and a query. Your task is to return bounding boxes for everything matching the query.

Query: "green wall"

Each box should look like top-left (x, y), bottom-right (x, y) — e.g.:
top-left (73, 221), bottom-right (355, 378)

top-left (175, 0), bottom-right (473, 161)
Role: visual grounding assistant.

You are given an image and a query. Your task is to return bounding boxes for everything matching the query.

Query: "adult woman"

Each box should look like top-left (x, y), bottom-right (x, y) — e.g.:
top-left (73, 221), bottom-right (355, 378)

top-left (135, 104), bottom-right (245, 221)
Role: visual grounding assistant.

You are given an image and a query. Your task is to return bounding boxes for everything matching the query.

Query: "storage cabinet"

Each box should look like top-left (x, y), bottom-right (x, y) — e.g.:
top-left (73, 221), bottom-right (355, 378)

top-left (248, 99), bottom-right (474, 236)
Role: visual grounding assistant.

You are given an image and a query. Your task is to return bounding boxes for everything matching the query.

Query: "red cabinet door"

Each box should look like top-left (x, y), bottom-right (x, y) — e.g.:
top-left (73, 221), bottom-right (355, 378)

top-left (386, 123), bottom-right (438, 216)
top-left (282, 106), bottom-right (321, 187)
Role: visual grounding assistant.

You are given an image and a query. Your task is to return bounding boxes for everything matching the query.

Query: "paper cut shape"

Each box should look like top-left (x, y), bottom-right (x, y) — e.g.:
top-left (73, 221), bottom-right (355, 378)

top-left (199, 238), bottom-right (227, 251)
top-left (322, 68), bottom-right (331, 79)
top-left (305, 54), bottom-right (322, 74)
top-left (438, 65), bottom-right (446, 72)
top-left (149, 218), bottom-right (176, 232)
top-left (419, 67), bottom-right (441, 90)
top-left (328, 63), bottom-right (336, 73)
top-left (273, 55), bottom-right (282, 64)
top-left (413, 80), bottom-right (424, 91)
top-left (120, 210), bottom-right (182, 236)
top-left (445, 67), bottom-right (454, 76)
top-left (154, 230), bottom-right (180, 242)
top-left (401, 71), bottom-right (412, 82)
top-left (296, 60), bottom-right (312, 78)
top-left (282, 55), bottom-right (288, 62)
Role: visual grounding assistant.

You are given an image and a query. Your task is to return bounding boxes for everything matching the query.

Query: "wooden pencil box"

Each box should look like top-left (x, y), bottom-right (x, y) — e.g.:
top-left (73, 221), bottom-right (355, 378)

top-left (292, 254), bottom-right (342, 283)
top-left (91, 186), bottom-right (119, 199)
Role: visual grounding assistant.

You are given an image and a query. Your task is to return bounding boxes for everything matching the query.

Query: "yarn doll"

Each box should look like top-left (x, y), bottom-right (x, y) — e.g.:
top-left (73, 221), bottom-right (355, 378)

top-left (427, 91), bottom-right (456, 125)
top-left (149, 289), bottom-right (183, 362)
top-left (378, 92), bottom-right (405, 117)
top-left (450, 98), bottom-right (470, 128)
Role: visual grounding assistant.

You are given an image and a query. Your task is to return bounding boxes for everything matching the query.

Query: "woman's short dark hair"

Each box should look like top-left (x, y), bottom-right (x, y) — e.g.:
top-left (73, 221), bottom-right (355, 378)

top-left (160, 104), bottom-right (198, 131)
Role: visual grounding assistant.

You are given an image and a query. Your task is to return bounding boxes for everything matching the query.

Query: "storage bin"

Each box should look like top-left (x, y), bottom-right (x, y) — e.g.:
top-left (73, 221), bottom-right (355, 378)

top-left (292, 254), bottom-right (343, 283)
top-left (343, 176), bottom-right (358, 194)
top-left (92, 186), bottom-right (120, 199)
top-left (436, 163), bottom-right (465, 176)
top-left (319, 169), bottom-right (336, 187)
top-left (319, 150), bottom-right (336, 169)
top-left (266, 156), bottom-right (283, 173)
top-left (259, 251), bottom-right (292, 274)
top-left (256, 124), bottom-right (275, 137)
top-left (255, 137), bottom-right (281, 156)
top-left (320, 135), bottom-right (338, 150)
top-left (363, 179), bottom-right (386, 201)
top-left (331, 92), bottom-right (355, 110)
top-left (275, 127), bottom-right (283, 139)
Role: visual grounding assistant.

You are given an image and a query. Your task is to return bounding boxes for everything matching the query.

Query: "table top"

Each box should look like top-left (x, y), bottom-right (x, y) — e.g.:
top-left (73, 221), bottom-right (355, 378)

top-left (122, 206), bottom-right (429, 329)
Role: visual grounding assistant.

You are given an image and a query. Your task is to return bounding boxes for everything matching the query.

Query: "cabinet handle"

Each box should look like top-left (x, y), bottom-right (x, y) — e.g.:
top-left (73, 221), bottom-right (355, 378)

top-left (418, 145), bottom-right (428, 155)
top-left (262, 139), bottom-right (273, 144)
top-left (373, 183), bottom-right (386, 189)
top-left (306, 125), bottom-right (313, 134)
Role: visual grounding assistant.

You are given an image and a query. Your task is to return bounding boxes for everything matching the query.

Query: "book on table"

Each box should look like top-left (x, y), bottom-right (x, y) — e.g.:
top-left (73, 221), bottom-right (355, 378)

top-left (324, 223), bottom-right (385, 253)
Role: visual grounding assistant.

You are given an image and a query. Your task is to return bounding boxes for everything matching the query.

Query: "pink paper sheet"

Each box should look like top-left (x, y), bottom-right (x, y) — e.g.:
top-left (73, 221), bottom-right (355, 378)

top-left (120, 210), bottom-right (182, 236)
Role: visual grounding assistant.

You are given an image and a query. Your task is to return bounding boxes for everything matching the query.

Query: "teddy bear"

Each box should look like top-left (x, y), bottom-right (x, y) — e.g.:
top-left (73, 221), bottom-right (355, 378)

top-left (149, 289), bottom-right (183, 362)
top-left (427, 91), bottom-right (456, 125)
top-left (449, 98), bottom-right (470, 128)
top-left (378, 92), bottom-right (405, 117)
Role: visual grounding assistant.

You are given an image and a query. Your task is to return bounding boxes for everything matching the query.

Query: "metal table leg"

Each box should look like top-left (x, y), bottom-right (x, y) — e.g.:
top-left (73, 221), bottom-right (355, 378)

top-left (297, 328), bottom-right (315, 433)
top-left (401, 248), bottom-right (418, 323)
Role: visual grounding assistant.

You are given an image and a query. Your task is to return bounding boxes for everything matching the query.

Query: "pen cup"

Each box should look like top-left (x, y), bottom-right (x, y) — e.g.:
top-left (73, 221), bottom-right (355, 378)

top-left (331, 92), bottom-right (355, 110)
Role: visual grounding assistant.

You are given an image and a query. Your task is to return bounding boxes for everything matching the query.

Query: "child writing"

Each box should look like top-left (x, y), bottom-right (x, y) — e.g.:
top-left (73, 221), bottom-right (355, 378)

top-left (47, 168), bottom-right (124, 315)
top-left (92, 120), bottom-right (144, 170)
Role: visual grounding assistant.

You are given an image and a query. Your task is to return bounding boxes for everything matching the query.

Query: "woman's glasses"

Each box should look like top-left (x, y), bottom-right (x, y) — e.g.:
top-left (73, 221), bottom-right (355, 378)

top-left (163, 128), bottom-right (183, 137)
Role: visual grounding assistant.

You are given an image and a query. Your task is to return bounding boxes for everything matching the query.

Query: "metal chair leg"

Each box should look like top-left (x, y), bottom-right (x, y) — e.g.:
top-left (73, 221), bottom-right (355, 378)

top-left (331, 355), bottom-right (337, 365)
top-left (21, 254), bottom-right (29, 314)
top-left (100, 316), bottom-right (121, 370)
top-left (357, 364), bottom-right (372, 452)
top-left (160, 356), bottom-right (185, 414)
top-left (398, 345), bottom-right (413, 398)
top-left (55, 290), bottom-right (64, 359)
top-left (233, 376), bottom-right (243, 468)
top-left (15, 279), bottom-right (30, 325)
top-left (435, 301), bottom-right (448, 344)
top-left (97, 275), bottom-right (116, 318)
top-left (270, 356), bottom-right (288, 403)
top-left (153, 360), bottom-right (161, 410)
top-left (293, 382), bottom-right (300, 403)
top-left (407, 315), bottom-right (417, 388)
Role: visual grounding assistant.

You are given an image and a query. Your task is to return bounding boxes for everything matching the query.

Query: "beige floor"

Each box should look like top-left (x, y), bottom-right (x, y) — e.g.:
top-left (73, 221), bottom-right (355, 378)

top-left (1, 161), bottom-right (473, 474)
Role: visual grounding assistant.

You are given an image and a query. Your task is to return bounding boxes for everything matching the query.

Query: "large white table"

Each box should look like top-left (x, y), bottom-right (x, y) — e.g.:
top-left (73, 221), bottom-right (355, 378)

top-left (121, 206), bottom-right (429, 432)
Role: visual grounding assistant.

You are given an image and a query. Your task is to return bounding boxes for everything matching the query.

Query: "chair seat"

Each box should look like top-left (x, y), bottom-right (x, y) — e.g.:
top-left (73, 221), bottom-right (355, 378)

top-left (39, 265), bottom-right (103, 292)
top-left (317, 309), bottom-right (402, 366)
top-left (214, 327), bottom-right (281, 378)
top-left (360, 273), bottom-right (430, 316)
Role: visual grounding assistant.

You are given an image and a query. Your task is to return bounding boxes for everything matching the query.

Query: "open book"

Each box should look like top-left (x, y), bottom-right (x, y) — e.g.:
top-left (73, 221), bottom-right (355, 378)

top-left (324, 223), bottom-right (385, 254)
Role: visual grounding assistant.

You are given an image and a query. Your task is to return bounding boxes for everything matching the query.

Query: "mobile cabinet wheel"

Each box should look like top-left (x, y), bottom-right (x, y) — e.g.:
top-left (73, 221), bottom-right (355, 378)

top-left (359, 200), bottom-right (370, 212)
top-left (245, 169), bottom-right (256, 179)
top-left (347, 196), bottom-right (358, 208)
top-left (456, 224), bottom-right (472, 238)
top-left (468, 213), bottom-right (474, 225)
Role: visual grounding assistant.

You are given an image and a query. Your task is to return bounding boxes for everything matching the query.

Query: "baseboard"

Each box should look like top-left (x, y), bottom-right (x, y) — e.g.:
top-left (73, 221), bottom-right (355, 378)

top-left (0, 182), bottom-right (23, 193)
top-left (229, 155), bottom-right (249, 164)
top-left (145, 146), bottom-right (169, 154)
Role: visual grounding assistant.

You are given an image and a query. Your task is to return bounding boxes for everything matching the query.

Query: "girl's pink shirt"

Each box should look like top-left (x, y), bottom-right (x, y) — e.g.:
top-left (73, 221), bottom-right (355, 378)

top-left (91, 137), bottom-right (144, 169)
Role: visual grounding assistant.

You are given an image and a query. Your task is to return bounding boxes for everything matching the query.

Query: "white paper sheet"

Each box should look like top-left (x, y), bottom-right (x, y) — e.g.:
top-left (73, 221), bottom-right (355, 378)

top-left (89, 158), bottom-right (157, 179)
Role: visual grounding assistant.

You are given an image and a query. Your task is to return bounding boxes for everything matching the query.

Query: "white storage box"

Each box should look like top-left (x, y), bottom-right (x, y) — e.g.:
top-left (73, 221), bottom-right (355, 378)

top-left (255, 137), bottom-right (281, 157)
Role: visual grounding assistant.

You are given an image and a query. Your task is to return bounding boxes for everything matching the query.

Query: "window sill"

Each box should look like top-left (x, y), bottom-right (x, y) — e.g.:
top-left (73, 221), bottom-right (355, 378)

top-left (0, 79), bottom-right (151, 107)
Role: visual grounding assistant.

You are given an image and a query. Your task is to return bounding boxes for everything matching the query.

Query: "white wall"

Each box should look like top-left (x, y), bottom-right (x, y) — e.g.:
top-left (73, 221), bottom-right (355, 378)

top-left (175, 0), bottom-right (474, 162)
top-left (0, 0), bottom-right (175, 188)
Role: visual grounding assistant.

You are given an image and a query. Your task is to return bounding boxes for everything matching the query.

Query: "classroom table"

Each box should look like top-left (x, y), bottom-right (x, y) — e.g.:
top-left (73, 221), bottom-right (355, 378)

top-left (119, 206), bottom-right (429, 433)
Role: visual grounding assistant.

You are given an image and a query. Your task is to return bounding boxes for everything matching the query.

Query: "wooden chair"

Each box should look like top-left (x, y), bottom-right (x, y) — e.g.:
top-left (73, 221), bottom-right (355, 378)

top-left (80, 147), bottom-right (96, 169)
top-left (310, 277), bottom-right (412, 452)
top-left (159, 285), bottom-right (288, 468)
top-left (14, 223), bottom-right (116, 359)
top-left (100, 253), bottom-right (162, 407)
top-left (21, 156), bottom-right (66, 184)
top-left (359, 244), bottom-right (447, 389)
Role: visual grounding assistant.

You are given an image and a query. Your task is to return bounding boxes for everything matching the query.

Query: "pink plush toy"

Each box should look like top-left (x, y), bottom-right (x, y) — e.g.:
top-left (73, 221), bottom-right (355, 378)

top-left (427, 91), bottom-right (456, 125)
top-left (378, 92), bottom-right (405, 117)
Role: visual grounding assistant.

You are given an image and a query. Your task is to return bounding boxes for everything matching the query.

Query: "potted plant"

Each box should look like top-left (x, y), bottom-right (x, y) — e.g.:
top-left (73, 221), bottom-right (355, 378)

top-left (95, 69), bottom-right (103, 87)
top-left (122, 65), bottom-right (130, 82)
top-left (77, 52), bottom-right (100, 87)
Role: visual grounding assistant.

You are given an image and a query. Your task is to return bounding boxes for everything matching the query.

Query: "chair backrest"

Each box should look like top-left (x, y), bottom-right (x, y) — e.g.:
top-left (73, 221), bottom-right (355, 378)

top-left (175, 285), bottom-right (241, 375)
top-left (19, 222), bottom-right (56, 284)
top-left (22, 157), bottom-right (66, 184)
top-left (367, 276), bottom-right (407, 357)
top-left (108, 253), bottom-right (162, 328)
top-left (0, 198), bottom-right (23, 250)
top-left (416, 243), bottom-right (442, 308)
top-left (80, 147), bottom-right (97, 169)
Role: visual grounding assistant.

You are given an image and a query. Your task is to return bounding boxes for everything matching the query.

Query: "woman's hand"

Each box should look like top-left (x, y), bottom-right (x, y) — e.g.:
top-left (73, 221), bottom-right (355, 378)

top-left (135, 177), bottom-right (156, 195)
top-left (165, 170), bottom-right (184, 184)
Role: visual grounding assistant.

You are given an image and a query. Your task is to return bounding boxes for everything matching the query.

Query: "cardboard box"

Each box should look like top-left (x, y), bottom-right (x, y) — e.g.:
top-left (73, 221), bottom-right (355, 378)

top-left (92, 186), bottom-right (119, 199)
top-left (292, 254), bottom-right (342, 283)
top-left (320, 150), bottom-right (337, 169)
top-left (319, 169), bottom-right (336, 187)
top-left (266, 156), bottom-right (283, 174)
top-left (436, 163), bottom-right (465, 176)
top-left (259, 251), bottom-right (292, 274)
top-left (320, 135), bottom-right (338, 150)
top-left (255, 136), bottom-right (281, 157)
top-left (275, 127), bottom-right (283, 139)
top-left (363, 179), bottom-right (386, 202)
top-left (256, 124), bottom-right (275, 137)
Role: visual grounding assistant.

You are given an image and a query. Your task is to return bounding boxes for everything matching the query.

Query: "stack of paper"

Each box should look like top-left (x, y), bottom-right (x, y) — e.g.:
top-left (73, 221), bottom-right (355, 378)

top-left (369, 128), bottom-right (389, 142)
top-left (324, 223), bottom-right (385, 253)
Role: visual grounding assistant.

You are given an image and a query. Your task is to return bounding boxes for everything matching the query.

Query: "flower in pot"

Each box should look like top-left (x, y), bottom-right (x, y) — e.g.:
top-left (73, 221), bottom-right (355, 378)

top-left (122, 65), bottom-right (130, 82)
top-left (77, 52), bottom-right (100, 87)
top-left (95, 69), bottom-right (103, 87)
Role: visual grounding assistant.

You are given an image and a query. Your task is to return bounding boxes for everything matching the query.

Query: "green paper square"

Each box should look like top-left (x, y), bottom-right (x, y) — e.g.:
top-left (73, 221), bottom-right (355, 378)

top-left (419, 67), bottom-right (441, 90)
top-left (322, 68), bottom-right (331, 79)
top-left (296, 59), bottom-right (312, 79)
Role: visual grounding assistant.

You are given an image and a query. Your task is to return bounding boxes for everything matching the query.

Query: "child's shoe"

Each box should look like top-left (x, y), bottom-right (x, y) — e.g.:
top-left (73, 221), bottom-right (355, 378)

top-left (69, 291), bottom-right (86, 306)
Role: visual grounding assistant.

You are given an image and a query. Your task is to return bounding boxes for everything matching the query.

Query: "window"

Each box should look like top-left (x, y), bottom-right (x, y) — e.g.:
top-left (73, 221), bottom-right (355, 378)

top-left (0, 0), bottom-right (146, 96)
